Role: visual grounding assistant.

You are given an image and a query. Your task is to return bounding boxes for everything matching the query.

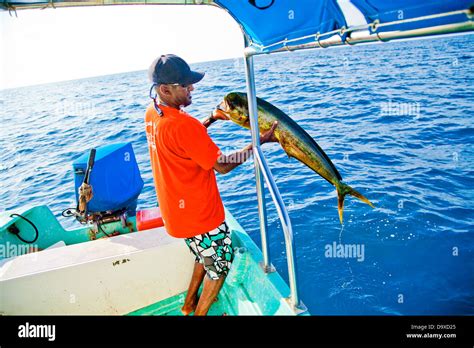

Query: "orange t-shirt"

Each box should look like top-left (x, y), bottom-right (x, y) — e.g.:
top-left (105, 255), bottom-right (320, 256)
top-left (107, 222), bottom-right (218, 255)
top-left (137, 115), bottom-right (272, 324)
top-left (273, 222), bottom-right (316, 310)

top-left (145, 103), bottom-right (225, 238)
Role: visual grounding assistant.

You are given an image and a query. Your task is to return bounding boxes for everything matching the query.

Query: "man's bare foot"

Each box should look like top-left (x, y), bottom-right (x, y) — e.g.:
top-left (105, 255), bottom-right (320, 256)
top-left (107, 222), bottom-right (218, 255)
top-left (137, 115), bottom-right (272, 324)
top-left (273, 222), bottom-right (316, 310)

top-left (181, 296), bottom-right (198, 316)
top-left (181, 295), bottom-right (219, 315)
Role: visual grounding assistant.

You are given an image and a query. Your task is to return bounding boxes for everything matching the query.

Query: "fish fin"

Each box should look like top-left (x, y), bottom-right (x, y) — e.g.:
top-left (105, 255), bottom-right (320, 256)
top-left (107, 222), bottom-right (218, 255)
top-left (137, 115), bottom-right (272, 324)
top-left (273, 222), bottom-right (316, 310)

top-left (347, 185), bottom-right (375, 208)
top-left (280, 142), bottom-right (295, 159)
top-left (336, 183), bottom-right (374, 224)
top-left (283, 142), bottom-right (304, 161)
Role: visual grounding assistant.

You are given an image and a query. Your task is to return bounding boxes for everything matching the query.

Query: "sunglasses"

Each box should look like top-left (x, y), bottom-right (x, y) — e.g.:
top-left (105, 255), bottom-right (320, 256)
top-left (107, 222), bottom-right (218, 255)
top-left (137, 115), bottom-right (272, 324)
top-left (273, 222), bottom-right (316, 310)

top-left (168, 83), bottom-right (192, 89)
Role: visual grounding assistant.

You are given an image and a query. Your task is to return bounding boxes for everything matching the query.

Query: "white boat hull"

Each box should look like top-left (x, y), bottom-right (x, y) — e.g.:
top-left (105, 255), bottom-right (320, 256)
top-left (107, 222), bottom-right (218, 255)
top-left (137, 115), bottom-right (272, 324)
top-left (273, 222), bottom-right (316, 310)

top-left (0, 227), bottom-right (194, 315)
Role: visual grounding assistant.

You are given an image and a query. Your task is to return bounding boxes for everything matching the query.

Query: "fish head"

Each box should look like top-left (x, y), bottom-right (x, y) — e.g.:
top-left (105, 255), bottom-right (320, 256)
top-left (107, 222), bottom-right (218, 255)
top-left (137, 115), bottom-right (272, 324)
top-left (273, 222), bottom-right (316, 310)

top-left (218, 92), bottom-right (250, 127)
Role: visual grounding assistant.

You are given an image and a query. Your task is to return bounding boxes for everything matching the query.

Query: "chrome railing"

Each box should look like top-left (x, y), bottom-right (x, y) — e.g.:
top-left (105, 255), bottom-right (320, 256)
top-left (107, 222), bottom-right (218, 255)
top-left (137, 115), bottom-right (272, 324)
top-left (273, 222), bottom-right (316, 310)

top-left (242, 48), bottom-right (274, 275)
top-left (243, 42), bottom-right (306, 314)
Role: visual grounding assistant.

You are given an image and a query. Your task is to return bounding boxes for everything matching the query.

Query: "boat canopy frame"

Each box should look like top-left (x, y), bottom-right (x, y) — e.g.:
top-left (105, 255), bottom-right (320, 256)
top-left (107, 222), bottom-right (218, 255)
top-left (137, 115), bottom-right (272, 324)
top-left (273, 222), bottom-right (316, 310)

top-left (244, 8), bottom-right (474, 56)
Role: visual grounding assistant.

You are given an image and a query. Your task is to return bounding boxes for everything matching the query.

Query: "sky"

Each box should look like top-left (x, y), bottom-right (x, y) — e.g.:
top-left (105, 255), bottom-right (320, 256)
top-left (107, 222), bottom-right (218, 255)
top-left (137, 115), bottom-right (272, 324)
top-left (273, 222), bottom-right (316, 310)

top-left (0, 5), bottom-right (243, 90)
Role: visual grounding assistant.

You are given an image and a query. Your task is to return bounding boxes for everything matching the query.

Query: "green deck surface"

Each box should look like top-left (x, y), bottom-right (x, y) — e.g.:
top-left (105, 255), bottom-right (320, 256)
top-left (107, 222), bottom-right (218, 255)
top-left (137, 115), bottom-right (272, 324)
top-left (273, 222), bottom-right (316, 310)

top-left (128, 250), bottom-right (255, 316)
top-left (128, 289), bottom-right (237, 316)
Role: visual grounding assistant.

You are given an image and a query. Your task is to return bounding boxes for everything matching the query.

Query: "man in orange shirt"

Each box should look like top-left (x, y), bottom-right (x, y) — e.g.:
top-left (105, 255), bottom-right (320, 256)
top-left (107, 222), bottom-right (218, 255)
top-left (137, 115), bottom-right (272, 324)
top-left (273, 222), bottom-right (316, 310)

top-left (145, 54), bottom-right (277, 316)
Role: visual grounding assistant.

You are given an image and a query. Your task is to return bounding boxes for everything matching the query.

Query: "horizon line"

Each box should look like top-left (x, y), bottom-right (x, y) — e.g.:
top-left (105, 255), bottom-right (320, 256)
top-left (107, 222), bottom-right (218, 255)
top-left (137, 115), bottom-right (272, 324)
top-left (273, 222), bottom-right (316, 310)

top-left (0, 55), bottom-right (243, 92)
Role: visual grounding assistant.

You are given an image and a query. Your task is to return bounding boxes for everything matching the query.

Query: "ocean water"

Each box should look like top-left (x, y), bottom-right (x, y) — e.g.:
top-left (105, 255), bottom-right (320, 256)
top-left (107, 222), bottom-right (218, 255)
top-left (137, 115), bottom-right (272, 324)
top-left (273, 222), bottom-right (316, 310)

top-left (1, 35), bottom-right (473, 315)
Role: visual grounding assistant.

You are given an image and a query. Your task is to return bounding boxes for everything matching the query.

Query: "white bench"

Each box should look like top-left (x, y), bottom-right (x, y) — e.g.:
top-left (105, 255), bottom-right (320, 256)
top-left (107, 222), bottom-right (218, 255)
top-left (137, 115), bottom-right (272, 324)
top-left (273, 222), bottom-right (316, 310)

top-left (0, 227), bottom-right (194, 315)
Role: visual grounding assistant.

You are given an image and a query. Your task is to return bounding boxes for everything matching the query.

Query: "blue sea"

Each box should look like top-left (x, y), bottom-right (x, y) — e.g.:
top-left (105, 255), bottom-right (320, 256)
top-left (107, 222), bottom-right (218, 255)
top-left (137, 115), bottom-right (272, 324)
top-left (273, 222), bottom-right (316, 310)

top-left (1, 35), bottom-right (473, 315)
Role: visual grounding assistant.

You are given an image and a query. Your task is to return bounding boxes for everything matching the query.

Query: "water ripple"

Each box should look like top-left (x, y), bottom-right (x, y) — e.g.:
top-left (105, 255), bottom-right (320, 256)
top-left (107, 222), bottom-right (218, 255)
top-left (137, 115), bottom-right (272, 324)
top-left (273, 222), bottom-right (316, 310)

top-left (1, 35), bottom-right (473, 315)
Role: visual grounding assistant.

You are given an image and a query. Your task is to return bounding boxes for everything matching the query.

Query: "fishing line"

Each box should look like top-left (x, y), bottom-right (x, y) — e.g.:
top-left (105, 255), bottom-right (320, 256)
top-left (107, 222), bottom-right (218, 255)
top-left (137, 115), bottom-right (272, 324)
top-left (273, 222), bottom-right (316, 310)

top-left (338, 223), bottom-right (354, 289)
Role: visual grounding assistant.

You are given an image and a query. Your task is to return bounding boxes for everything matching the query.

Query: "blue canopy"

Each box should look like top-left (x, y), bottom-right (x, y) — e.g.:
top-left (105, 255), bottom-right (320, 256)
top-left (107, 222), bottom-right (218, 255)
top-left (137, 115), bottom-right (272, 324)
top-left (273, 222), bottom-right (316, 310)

top-left (215, 0), bottom-right (473, 53)
top-left (2, 0), bottom-right (473, 53)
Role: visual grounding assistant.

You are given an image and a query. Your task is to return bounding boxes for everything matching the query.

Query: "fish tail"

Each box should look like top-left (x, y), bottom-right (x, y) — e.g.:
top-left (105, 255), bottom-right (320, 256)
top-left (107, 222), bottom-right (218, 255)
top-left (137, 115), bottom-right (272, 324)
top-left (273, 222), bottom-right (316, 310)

top-left (336, 182), bottom-right (374, 224)
top-left (337, 189), bottom-right (345, 225)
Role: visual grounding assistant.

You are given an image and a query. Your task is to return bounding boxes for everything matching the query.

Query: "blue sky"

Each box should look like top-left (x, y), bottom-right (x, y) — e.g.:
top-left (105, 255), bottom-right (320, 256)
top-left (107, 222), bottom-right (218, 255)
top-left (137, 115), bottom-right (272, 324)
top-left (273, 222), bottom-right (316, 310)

top-left (0, 5), bottom-right (243, 89)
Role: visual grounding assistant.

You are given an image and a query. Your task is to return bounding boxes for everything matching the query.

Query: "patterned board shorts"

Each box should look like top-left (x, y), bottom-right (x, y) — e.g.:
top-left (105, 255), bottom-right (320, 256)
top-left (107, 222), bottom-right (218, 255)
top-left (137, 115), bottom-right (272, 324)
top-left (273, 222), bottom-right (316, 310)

top-left (184, 221), bottom-right (234, 280)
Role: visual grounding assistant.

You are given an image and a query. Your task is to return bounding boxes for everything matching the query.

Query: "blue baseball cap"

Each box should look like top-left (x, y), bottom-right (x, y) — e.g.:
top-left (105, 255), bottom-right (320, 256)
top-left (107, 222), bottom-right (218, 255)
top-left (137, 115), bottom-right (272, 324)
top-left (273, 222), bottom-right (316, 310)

top-left (148, 54), bottom-right (205, 85)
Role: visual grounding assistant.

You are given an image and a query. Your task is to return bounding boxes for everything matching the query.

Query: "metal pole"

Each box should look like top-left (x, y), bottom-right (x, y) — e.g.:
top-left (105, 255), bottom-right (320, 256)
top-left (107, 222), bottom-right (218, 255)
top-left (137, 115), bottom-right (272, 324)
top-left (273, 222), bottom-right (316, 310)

top-left (243, 40), bottom-right (306, 313)
top-left (253, 148), bottom-right (305, 312)
top-left (243, 38), bottom-right (275, 274)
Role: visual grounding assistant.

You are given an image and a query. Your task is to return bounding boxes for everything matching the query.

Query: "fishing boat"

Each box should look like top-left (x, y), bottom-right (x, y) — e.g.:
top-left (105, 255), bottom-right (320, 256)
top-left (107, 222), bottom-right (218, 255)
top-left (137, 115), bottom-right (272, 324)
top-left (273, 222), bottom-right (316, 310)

top-left (1, 0), bottom-right (473, 316)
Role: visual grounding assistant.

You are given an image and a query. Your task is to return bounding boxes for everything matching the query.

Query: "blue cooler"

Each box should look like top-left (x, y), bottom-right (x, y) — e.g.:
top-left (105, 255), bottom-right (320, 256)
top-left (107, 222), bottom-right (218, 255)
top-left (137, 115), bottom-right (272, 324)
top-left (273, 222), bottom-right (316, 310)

top-left (73, 143), bottom-right (144, 216)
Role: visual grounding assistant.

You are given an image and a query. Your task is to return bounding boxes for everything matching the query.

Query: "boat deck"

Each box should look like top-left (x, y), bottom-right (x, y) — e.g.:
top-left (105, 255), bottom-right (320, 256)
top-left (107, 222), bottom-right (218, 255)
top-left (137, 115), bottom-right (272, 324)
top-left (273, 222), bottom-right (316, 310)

top-left (129, 289), bottom-right (236, 316)
top-left (129, 248), bottom-right (268, 316)
top-left (0, 205), bottom-right (305, 315)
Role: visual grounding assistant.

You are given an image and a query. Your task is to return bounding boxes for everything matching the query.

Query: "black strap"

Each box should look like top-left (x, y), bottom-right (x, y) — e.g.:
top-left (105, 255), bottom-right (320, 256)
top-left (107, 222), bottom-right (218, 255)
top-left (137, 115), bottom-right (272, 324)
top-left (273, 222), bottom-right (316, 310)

top-left (149, 84), bottom-right (164, 116)
top-left (248, 0), bottom-right (275, 10)
top-left (8, 214), bottom-right (39, 244)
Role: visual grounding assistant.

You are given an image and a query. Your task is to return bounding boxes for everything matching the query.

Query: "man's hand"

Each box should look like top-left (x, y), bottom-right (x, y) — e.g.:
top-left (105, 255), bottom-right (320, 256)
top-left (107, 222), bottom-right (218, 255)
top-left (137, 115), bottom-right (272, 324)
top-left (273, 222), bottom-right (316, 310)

top-left (203, 109), bottom-right (230, 128)
top-left (260, 121), bottom-right (279, 144)
top-left (212, 109), bottom-right (230, 121)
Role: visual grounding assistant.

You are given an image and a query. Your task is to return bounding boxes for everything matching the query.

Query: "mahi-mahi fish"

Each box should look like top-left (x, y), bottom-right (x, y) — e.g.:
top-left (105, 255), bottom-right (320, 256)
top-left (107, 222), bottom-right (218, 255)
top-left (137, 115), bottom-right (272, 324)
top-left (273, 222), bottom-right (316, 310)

top-left (216, 92), bottom-right (374, 224)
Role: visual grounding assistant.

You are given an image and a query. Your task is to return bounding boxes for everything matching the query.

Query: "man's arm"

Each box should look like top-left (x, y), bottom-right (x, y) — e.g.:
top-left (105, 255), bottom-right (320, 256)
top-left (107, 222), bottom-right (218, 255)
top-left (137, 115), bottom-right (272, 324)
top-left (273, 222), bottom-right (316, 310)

top-left (213, 121), bottom-right (278, 175)
top-left (202, 115), bottom-right (217, 128)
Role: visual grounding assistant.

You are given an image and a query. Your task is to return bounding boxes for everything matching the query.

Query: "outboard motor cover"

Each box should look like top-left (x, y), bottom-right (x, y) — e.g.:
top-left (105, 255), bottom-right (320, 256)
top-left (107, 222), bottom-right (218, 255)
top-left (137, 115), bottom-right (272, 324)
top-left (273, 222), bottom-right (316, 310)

top-left (73, 142), bottom-right (144, 215)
